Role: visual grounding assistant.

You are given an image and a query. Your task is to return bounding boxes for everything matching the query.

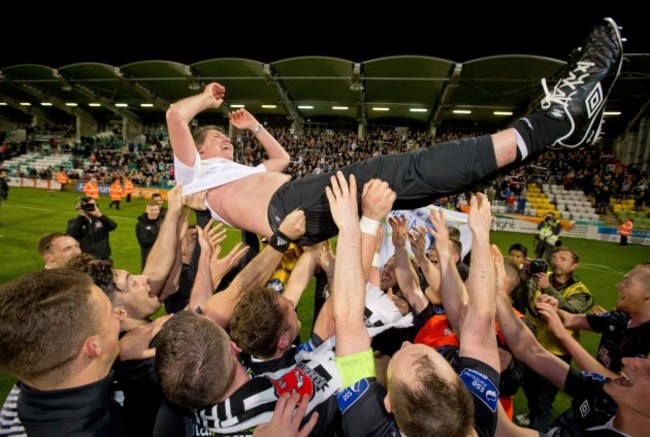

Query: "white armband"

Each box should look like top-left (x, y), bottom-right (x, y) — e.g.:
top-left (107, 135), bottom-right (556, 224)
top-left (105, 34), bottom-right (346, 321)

top-left (359, 216), bottom-right (380, 236)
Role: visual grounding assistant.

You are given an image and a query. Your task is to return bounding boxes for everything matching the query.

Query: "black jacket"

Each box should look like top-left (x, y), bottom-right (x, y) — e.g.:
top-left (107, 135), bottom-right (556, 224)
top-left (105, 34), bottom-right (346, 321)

top-left (135, 213), bottom-right (164, 266)
top-left (67, 214), bottom-right (117, 260)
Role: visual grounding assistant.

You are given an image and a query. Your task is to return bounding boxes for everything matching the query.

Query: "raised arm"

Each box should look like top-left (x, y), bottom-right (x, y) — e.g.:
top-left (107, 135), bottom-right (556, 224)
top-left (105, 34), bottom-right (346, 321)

top-left (495, 252), bottom-right (570, 390)
top-left (389, 215), bottom-right (428, 315)
top-left (282, 244), bottom-right (322, 307)
top-left (326, 172), bottom-right (368, 357)
top-left (186, 220), bottom-right (227, 311)
top-left (167, 82), bottom-right (224, 166)
top-left (536, 296), bottom-right (616, 378)
top-left (429, 208), bottom-right (467, 329)
top-left (143, 186), bottom-right (184, 298)
top-left (201, 209), bottom-right (306, 327)
top-left (360, 179), bottom-right (395, 279)
top-left (459, 194), bottom-right (499, 370)
top-left (229, 109), bottom-right (290, 172)
top-left (409, 225), bottom-right (441, 299)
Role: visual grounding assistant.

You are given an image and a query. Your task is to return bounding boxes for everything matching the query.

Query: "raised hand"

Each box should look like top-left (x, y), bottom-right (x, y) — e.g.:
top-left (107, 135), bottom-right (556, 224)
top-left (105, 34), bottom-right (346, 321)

top-left (167, 185), bottom-right (185, 213)
top-left (427, 208), bottom-right (450, 257)
top-left (319, 240), bottom-right (335, 278)
top-left (467, 193), bottom-right (492, 238)
top-left (408, 226), bottom-right (428, 263)
top-left (361, 179), bottom-right (396, 221)
top-left (325, 172), bottom-right (359, 233)
top-left (118, 314), bottom-right (172, 361)
top-left (229, 108), bottom-right (258, 131)
top-left (253, 394), bottom-right (318, 437)
top-left (279, 209), bottom-right (306, 241)
top-left (388, 214), bottom-right (408, 248)
top-left (204, 82), bottom-right (225, 109)
top-left (211, 242), bottom-right (249, 285)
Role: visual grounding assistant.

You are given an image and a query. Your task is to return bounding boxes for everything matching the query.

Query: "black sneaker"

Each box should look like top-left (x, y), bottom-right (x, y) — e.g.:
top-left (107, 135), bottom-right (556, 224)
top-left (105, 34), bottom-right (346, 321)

top-left (543, 17), bottom-right (623, 148)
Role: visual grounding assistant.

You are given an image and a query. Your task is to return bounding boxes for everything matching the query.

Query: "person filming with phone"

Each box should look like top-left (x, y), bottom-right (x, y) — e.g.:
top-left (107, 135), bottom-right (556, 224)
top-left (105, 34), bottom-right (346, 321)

top-left (66, 196), bottom-right (117, 262)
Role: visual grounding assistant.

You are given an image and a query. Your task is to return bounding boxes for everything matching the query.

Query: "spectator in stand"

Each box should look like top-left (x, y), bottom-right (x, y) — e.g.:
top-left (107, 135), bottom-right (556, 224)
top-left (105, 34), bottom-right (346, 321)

top-left (516, 193), bottom-right (527, 215)
top-left (618, 217), bottom-right (634, 246)
top-left (135, 202), bottom-right (164, 269)
top-left (108, 177), bottom-right (123, 210)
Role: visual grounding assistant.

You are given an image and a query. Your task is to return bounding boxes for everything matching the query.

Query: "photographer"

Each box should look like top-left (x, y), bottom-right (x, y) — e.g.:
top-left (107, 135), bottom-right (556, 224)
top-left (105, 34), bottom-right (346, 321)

top-left (66, 196), bottom-right (117, 262)
top-left (521, 246), bottom-right (593, 431)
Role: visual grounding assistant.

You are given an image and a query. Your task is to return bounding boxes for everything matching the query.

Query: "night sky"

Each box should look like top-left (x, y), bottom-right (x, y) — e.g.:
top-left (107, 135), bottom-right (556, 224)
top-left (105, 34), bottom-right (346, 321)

top-left (1, 8), bottom-right (645, 68)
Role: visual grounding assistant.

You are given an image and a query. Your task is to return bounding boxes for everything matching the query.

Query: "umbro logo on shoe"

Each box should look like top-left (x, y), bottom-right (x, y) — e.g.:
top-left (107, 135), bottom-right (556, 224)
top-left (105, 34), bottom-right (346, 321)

top-left (585, 82), bottom-right (604, 119)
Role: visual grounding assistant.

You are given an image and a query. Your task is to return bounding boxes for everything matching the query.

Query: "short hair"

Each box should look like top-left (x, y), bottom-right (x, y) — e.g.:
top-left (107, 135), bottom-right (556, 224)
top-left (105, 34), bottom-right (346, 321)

top-left (66, 254), bottom-right (118, 302)
top-left (38, 232), bottom-right (69, 255)
top-left (0, 269), bottom-right (98, 384)
top-left (447, 226), bottom-right (461, 242)
top-left (193, 125), bottom-right (225, 152)
top-left (151, 193), bottom-right (162, 200)
top-left (229, 287), bottom-right (289, 358)
top-left (552, 246), bottom-right (579, 264)
top-left (450, 239), bottom-right (462, 259)
top-left (156, 310), bottom-right (236, 409)
top-left (389, 353), bottom-right (474, 437)
top-left (508, 243), bottom-right (528, 257)
top-left (147, 201), bottom-right (160, 208)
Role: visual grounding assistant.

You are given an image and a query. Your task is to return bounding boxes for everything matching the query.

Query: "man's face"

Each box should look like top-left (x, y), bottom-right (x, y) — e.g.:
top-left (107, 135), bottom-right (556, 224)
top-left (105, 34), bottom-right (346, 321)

top-left (146, 205), bottom-right (161, 219)
top-left (550, 250), bottom-right (577, 277)
top-left (114, 269), bottom-right (160, 319)
top-left (90, 285), bottom-right (121, 366)
top-left (604, 355), bottom-right (650, 417)
top-left (615, 267), bottom-right (649, 315)
top-left (152, 195), bottom-right (163, 206)
top-left (44, 236), bottom-right (81, 268)
top-left (181, 227), bottom-right (198, 263)
top-left (509, 250), bottom-right (526, 269)
top-left (380, 257), bottom-right (397, 290)
top-left (200, 130), bottom-right (233, 161)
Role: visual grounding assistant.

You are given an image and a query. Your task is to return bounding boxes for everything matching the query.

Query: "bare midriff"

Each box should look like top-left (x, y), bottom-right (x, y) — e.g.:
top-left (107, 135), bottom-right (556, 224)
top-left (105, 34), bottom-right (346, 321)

top-left (207, 172), bottom-right (291, 237)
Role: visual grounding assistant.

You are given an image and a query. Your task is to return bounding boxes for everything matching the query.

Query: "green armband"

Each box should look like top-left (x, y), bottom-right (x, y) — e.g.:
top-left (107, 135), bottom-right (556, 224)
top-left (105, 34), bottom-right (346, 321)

top-left (335, 348), bottom-right (376, 389)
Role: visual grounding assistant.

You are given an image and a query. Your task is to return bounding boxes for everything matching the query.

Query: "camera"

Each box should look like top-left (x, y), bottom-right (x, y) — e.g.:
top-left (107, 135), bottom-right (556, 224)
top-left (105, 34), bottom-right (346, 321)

top-left (80, 196), bottom-right (95, 212)
top-left (529, 259), bottom-right (548, 275)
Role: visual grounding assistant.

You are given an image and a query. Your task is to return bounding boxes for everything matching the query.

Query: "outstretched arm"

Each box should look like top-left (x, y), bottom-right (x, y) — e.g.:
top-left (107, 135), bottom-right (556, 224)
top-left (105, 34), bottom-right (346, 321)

top-left (327, 172), bottom-right (368, 357)
top-left (536, 297), bottom-right (616, 378)
top-left (143, 186), bottom-right (184, 298)
top-left (495, 255), bottom-right (569, 390)
top-left (459, 194), bottom-right (499, 370)
top-left (360, 179), bottom-right (395, 279)
top-left (389, 215), bottom-right (428, 315)
top-left (202, 209), bottom-right (306, 327)
top-left (167, 82), bottom-right (225, 166)
top-left (229, 109), bottom-right (290, 172)
top-left (429, 208), bottom-right (466, 330)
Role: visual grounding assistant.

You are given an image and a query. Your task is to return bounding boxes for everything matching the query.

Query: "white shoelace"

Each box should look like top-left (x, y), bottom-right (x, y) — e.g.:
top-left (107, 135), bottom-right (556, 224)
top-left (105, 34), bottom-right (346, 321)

top-left (540, 61), bottom-right (595, 110)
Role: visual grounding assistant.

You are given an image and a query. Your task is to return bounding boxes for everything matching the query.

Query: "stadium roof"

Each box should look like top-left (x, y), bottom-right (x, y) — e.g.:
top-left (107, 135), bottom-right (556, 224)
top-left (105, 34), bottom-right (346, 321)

top-left (1, 53), bottom-right (649, 141)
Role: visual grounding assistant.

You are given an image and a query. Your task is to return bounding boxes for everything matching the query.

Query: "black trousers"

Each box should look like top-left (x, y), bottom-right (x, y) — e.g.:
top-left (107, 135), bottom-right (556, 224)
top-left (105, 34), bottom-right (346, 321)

top-left (268, 135), bottom-right (497, 245)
